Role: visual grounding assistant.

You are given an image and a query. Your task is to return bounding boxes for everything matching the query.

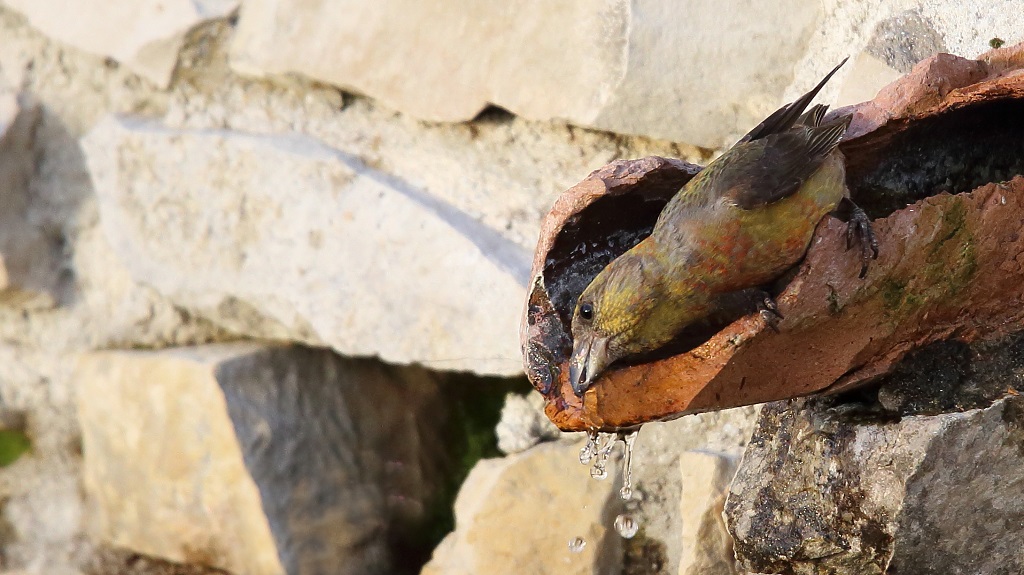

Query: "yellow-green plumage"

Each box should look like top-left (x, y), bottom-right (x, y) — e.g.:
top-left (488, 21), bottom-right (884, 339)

top-left (568, 59), bottom-right (874, 395)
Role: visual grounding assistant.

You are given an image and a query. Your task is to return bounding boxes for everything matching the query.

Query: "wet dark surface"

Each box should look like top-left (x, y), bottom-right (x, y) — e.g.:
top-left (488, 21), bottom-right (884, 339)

top-left (826, 332), bottom-right (1024, 419)
top-left (844, 99), bottom-right (1024, 218)
top-left (544, 192), bottom-right (674, 327)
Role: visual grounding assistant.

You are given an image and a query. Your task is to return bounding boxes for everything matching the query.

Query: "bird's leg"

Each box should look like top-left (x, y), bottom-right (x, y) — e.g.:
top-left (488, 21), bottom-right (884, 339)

top-left (841, 197), bottom-right (879, 278)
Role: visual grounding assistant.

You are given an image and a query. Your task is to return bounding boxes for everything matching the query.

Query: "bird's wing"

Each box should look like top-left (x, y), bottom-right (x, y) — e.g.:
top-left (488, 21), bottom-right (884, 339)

top-left (721, 115), bottom-right (852, 209)
top-left (738, 58), bottom-right (848, 143)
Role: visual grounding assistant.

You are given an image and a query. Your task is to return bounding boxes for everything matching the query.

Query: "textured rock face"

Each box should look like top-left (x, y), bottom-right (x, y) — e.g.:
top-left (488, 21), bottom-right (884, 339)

top-left (229, 0), bottom-right (1024, 148)
top-left (230, 0), bottom-right (819, 148)
top-left (2, 0), bottom-right (238, 87)
top-left (725, 393), bottom-right (1024, 574)
top-left (488, 399), bottom-right (757, 575)
top-left (0, 93), bottom-right (58, 308)
top-left (77, 344), bottom-right (447, 575)
top-left (676, 452), bottom-right (739, 575)
top-left (622, 407), bottom-right (755, 575)
top-left (81, 116), bottom-right (527, 375)
top-left (495, 392), bottom-right (564, 455)
top-left (1, 1), bottom-right (1023, 573)
top-left (421, 440), bottom-right (623, 575)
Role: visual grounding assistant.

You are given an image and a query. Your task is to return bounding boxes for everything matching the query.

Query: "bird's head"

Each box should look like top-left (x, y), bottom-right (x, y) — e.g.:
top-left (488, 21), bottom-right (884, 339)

top-left (569, 251), bottom-right (666, 396)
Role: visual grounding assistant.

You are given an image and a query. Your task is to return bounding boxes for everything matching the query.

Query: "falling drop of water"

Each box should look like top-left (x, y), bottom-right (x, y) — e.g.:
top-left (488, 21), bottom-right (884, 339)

top-left (579, 441), bottom-right (595, 465)
top-left (568, 536), bottom-right (587, 553)
top-left (579, 431), bottom-right (599, 465)
top-left (614, 513), bottom-right (639, 539)
top-left (589, 433), bottom-right (615, 479)
top-left (618, 429), bottom-right (639, 500)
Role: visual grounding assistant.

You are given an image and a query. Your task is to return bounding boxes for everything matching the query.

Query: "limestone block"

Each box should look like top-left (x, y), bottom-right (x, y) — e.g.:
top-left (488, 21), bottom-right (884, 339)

top-left (494, 392), bottom-right (563, 455)
top-left (77, 344), bottom-right (447, 575)
top-left (622, 408), bottom-right (757, 575)
top-left (833, 53), bottom-right (902, 108)
top-left (834, 11), bottom-right (944, 107)
top-left (0, 93), bottom-right (58, 308)
top-left (80, 116), bottom-right (527, 375)
top-left (229, 0), bottom-right (819, 148)
top-left (724, 396), bottom-right (1024, 574)
top-left (231, 1), bottom-right (1024, 148)
top-left (421, 441), bottom-right (623, 575)
top-left (2, 0), bottom-right (238, 87)
top-left (676, 452), bottom-right (737, 575)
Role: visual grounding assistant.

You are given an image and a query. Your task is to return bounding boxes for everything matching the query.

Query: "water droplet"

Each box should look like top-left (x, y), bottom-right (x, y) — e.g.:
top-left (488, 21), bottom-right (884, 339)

top-left (590, 433), bottom-right (615, 476)
top-left (580, 431), bottom-right (600, 466)
top-left (568, 536), bottom-right (587, 553)
top-left (614, 513), bottom-right (639, 539)
top-left (579, 442), bottom-right (595, 465)
top-left (619, 429), bottom-right (639, 500)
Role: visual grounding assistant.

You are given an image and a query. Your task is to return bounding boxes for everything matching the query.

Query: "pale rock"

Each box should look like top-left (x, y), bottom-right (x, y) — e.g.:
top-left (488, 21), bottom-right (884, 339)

top-left (724, 397), bottom-right (1024, 574)
top-left (835, 10), bottom-right (943, 107)
top-left (80, 115), bottom-right (528, 375)
top-left (2, 0), bottom-right (238, 87)
top-left (495, 392), bottom-right (564, 455)
top-left (786, 1), bottom-right (1024, 116)
top-left (0, 92), bottom-right (58, 308)
top-left (864, 9), bottom-right (947, 73)
top-left (77, 344), bottom-right (448, 575)
top-left (421, 441), bottom-right (623, 575)
top-left (230, 0), bottom-right (820, 148)
top-left (834, 53), bottom-right (902, 108)
top-left (230, 1), bottom-right (1024, 149)
top-left (623, 407), bottom-right (757, 575)
top-left (676, 452), bottom-right (738, 575)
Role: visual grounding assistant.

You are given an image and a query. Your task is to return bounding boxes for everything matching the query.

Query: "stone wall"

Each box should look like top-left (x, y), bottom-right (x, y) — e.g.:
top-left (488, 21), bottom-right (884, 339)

top-left (0, 1), bottom-right (1020, 574)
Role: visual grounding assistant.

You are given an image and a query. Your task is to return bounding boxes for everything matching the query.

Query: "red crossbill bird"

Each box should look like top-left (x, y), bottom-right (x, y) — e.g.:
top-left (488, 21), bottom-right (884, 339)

top-left (569, 59), bottom-right (877, 396)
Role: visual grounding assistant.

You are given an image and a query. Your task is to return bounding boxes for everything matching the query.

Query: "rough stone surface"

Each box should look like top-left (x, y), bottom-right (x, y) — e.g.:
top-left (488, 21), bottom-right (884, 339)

top-left (833, 52), bottom-right (901, 108)
top-left (77, 344), bottom-right (447, 575)
top-left (0, 1), bottom-right (1022, 573)
top-left (495, 392), bottom-right (565, 455)
top-left (0, 12), bottom-right (703, 571)
top-left (421, 440), bottom-right (623, 575)
top-left (230, 0), bottom-right (819, 148)
top-left (81, 116), bottom-right (528, 376)
top-left (865, 9), bottom-right (947, 74)
top-left (725, 393), bottom-right (1024, 574)
top-left (677, 452), bottom-right (738, 575)
top-left (1, 0), bottom-right (238, 87)
top-left (230, 1), bottom-right (1024, 148)
top-left (0, 92), bottom-right (59, 308)
top-left (624, 407), bottom-right (756, 575)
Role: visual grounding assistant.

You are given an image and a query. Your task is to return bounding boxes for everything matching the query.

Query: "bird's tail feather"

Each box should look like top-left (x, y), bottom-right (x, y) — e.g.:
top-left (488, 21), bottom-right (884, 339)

top-left (740, 57), bottom-right (849, 143)
top-left (806, 114), bottom-right (853, 156)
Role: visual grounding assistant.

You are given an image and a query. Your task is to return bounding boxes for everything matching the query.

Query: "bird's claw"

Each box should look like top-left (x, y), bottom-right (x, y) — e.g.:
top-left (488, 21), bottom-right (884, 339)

top-left (845, 202), bottom-right (879, 278)
top-left (754, 292), bottom-right (784, 333)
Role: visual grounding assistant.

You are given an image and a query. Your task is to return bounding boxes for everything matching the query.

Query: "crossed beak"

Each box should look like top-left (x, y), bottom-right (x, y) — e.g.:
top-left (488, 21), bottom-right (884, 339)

top-left (569, 334), bottom-right (610, 396)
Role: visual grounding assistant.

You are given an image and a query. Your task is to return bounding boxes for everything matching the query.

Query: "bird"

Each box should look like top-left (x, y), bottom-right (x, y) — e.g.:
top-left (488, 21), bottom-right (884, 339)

top-left (568, 58), bottom-right (877, 396)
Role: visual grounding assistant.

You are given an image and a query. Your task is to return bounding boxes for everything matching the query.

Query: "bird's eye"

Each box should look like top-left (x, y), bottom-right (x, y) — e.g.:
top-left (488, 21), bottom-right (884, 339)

top-left (579, 302), bottom-right (594, 321)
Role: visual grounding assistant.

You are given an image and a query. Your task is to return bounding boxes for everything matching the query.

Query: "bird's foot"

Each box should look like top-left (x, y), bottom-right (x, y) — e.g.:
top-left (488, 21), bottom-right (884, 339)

top-left (752, 290), bottom-right (784, 333)
top-left (843, 199), bottom-right (879, 278)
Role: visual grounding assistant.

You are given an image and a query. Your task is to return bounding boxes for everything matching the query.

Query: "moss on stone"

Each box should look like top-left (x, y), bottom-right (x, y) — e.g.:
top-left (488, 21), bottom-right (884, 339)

top-left (392, 374), bottom-right (532, 574)
top-left (0, 429), bottom-right (30, 467)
